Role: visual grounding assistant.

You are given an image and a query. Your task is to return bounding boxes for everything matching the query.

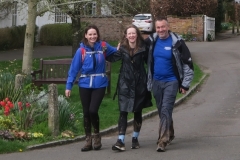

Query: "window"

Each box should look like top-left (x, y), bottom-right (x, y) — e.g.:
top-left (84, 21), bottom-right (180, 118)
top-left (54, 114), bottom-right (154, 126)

top-left (12, 1), bottom-right (17, 26)
top-left (83, 2), bottom-right (96, 15)
top-left (55, 8), bottom-right (67, 23)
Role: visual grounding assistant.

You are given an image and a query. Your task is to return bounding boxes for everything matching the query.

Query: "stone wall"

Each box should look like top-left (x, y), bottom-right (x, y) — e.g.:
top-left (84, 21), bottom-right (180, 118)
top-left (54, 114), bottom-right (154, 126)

top-left (81, 15), bottom-right (205, 41)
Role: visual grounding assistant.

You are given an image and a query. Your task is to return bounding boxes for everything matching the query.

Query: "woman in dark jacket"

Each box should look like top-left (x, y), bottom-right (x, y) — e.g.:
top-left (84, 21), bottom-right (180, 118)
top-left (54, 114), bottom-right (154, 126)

top-left (106, 25), bottom-right (152, 151)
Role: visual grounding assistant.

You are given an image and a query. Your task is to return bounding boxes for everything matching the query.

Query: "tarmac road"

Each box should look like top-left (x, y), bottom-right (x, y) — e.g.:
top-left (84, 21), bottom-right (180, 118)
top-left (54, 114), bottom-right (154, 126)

top-left (0, 32), bottom-right (240, 160)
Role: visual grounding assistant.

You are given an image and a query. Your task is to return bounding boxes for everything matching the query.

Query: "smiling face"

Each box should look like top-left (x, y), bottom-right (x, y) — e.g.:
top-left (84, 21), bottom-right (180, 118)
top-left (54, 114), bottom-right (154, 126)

top-left (126, 27), bottom-right (137, 44)
top-left (85, 28), bottom-right (98, 46)
top-left (155, 19), bottom-right (169, 39)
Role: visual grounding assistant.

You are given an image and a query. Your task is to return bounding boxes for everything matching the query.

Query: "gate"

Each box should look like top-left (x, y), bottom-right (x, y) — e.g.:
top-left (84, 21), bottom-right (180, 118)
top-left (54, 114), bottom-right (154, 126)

top-left (204, 15), bottom-right (215, 41)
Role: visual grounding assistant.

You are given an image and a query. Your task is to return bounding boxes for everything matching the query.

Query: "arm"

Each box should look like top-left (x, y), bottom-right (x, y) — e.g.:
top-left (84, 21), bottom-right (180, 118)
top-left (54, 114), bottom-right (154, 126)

top-left (106, 46), bottom-right (123, 63)
top-left (179, 40), bottom-right (194, 93)
top-left (66, 48), bottom-right (82, 91)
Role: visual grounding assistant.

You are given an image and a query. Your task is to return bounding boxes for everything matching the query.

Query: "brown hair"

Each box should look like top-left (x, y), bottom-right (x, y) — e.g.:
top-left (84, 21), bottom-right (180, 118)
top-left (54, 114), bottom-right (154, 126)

top-left (82, 24), bottom-right (101, 45)
top-left (120, 24), bottom-right (144, 54)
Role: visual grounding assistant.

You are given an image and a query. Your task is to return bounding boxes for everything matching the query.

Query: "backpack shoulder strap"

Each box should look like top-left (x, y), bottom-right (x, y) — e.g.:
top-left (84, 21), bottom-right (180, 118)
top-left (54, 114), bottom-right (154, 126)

top-left (80, 47), bottom-right (86, 63)
top-left (101, 41), bottom-right (107, 58)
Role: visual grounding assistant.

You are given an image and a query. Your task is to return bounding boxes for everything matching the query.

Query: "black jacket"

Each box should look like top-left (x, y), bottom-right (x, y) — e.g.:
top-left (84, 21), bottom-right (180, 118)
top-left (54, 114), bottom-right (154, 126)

top-left (106, 44), bottom-right (152, 112)
top-left (145, 32), bottom-right (194, 92)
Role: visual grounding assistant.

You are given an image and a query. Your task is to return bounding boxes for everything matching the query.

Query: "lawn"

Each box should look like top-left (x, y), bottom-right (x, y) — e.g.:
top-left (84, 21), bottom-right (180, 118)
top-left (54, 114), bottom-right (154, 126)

top-left (0, 56), bottom-right (204, 154)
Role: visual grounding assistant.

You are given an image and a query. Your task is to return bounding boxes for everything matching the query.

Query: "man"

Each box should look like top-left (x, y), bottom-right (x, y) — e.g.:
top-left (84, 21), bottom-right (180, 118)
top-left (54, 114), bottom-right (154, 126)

top-left (145, 17), bottom-right (194, 152)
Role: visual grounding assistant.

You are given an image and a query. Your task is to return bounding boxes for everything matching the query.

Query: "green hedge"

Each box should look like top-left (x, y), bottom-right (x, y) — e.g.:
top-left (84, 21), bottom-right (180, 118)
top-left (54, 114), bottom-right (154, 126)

top-left (0, 25), bottom-right (38, 51)
top-left (40, 23), bottom-right (73, 46)
top-left (0, 25), bottom-right (26, 51)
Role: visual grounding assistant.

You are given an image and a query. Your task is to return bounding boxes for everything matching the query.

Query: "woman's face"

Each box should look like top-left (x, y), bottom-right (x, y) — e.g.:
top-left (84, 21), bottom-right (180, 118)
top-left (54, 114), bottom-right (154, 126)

top-left (85, 28), bottom-right (98, 46)
top-left (126, 27), bottom-right (137, 44)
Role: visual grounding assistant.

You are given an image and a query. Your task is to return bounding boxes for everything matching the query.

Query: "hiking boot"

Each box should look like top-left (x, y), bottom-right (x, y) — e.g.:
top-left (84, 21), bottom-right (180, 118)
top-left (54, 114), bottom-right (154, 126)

top-left (156, 141), bottom-right (167, 152)
top-left (131, 137), bottom-right (140, 149)
top-left (81, 135), bottom-right (92, 152)
top-left (93, 133), bottom-right (102, 150)
top-left (167, 136), bottom-right (175, 145)
top-left (112, 139), bottom-right (125, 151)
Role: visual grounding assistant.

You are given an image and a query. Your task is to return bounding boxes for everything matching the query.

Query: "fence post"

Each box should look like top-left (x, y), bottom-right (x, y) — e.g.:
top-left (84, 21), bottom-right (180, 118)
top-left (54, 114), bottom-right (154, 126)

top-left (48, 84), bottom-right (59, 136)
top-left (15, 74), bottom-right (24, 90)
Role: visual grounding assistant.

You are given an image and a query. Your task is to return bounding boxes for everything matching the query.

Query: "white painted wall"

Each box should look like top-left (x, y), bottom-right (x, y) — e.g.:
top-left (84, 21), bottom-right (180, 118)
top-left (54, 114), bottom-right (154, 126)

top-left (0, 1), bottom-right (72, 41)
top-left (0, 2), bottom-right (72, 27)
top-left (0, 14), bottom-right (12, 28)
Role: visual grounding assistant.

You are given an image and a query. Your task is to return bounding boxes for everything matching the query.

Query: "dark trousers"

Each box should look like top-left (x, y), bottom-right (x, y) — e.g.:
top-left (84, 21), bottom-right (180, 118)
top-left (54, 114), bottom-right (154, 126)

top-left (118, 111), bottom-right (142, 135)
top-left (152, 80), bottom-right (178, 143)
top-left (79, 87), bottom-right (106, 136)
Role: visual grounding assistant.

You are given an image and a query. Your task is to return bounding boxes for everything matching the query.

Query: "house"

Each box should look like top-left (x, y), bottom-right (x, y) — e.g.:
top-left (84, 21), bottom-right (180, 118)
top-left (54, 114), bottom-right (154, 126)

top-left (0, 0), bottom-right (112, 41)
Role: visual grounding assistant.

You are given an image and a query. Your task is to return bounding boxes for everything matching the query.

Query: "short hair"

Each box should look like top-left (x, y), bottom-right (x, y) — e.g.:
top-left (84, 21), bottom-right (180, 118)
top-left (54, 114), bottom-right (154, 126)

top-left (82, 24), bottom-right (101, 45)
top-left (155, 16), bottom-right (168, 23)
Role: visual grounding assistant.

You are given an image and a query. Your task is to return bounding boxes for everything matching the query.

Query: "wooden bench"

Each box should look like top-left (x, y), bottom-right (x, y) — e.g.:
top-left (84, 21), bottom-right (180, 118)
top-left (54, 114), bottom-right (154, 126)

top-left (31, 58), bottom-right (111, 95)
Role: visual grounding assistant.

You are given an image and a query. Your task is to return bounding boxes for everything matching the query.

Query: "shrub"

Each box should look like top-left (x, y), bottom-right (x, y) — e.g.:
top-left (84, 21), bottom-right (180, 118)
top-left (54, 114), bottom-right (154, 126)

top-left (10, 25), bottom-right (26, 49)
top-left (0, 73), bottom-right (22, 102)
top-left (0, 27), bottom-right (11, 51)
top-left (40, 23), bottom-right (73, 46)
top-left (0, 25), bottom-right (38, 51)
top-left (57, 95), bottom-right (82, 132)
top-left (221, 22), bottom-right (232, 30)
top-left (39, 22), bottom-right (89, 46)
top-left (180, 32), bottom-right (197, 41)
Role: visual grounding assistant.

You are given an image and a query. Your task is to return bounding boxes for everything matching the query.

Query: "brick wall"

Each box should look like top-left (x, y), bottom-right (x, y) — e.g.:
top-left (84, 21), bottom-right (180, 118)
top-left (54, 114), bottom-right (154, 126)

top-left (167, 15), bottom-right (204, 41)
top-left (81, 15), bottom-right (204, 41)
top-left (81, 16), bottom-right (132, 42)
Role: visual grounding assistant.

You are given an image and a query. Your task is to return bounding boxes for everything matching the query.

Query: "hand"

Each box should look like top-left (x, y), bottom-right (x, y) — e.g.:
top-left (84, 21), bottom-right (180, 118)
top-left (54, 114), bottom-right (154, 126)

top-left (117, 43), bottom-right (120, 50)
top-left (180, 88), bottom-right (186, 94)
top-left (65, 90), bottom-right (71, 97)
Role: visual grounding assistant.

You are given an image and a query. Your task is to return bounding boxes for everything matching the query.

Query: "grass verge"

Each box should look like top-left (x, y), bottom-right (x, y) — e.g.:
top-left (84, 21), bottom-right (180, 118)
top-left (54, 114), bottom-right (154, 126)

top-left (0, 57), bottom-right (204, 154)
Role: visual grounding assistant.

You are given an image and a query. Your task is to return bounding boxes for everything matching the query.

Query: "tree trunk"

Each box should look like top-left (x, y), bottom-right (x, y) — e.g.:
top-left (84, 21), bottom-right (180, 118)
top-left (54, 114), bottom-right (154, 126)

top-left (22, 0), bottom-right (37, 74)
top-left (71, 3), bottom-right (81, 57)
top-left (232, 22), bottom-right (235, 34)
top-left (71, 17), bottom-right (81, 57)
top-left (237, 21), bottom-right (239, 33)
top-left (96, 0), bottom-right (101, 15)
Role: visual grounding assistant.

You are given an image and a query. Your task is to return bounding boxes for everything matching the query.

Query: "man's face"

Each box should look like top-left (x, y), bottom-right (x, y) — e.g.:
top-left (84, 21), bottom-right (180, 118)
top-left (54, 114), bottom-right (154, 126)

top-left (155, 20), bottom-right (169, 39)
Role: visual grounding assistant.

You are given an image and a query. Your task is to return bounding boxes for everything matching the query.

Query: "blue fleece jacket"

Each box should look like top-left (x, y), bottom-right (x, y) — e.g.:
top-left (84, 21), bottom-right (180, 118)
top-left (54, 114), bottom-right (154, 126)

top-left (66, 41), bottom-right (117, 90)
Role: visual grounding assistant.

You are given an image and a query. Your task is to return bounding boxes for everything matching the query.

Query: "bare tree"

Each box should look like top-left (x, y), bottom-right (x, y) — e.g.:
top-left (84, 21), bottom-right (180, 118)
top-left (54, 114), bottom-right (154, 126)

top-left (0, 1), bottom-right (13, 20)
top-left (2, 0), bottom-right (150, 74)
top-left (150, 0), bottom-right (217, 18)
top-left (22, 0), bottom-right (38, 74)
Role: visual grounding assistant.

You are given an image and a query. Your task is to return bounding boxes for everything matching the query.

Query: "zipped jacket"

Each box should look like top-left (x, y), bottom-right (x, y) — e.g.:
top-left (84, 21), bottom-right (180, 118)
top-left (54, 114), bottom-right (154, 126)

top-left (145, 32), bottom-right (194, 92)
top-left (66, 41), bottom-right (117, 90)
top-left (106, 44), bottom-right (152, 112)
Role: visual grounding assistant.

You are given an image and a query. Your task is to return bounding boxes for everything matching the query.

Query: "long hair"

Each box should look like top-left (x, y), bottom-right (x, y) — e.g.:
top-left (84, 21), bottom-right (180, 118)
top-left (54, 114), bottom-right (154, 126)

top-left (82, 24), bottom-right (101, 45)
top-left (120, 25), bottom-right (144, 53)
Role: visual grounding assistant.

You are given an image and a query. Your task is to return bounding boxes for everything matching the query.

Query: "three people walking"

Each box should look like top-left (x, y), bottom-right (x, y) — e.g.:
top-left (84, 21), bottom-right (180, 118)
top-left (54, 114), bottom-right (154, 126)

top-left (66, 17), bottom-right (194, 152)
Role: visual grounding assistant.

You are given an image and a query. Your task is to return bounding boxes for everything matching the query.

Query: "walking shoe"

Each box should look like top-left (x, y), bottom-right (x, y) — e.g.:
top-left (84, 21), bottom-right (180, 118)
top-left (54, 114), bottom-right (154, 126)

top-left (167, 136), bottom-right (175, 145)
top-left (81, 135), bottom-right (93, 152)
top-left (93, 133), bottom-right (102, 150)
top-left (131, 137), bottom-right (140, 149)
top-left (112, 139), bottom-right (125, 151)
top-left (156, 142), bottom-right (166, 152)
